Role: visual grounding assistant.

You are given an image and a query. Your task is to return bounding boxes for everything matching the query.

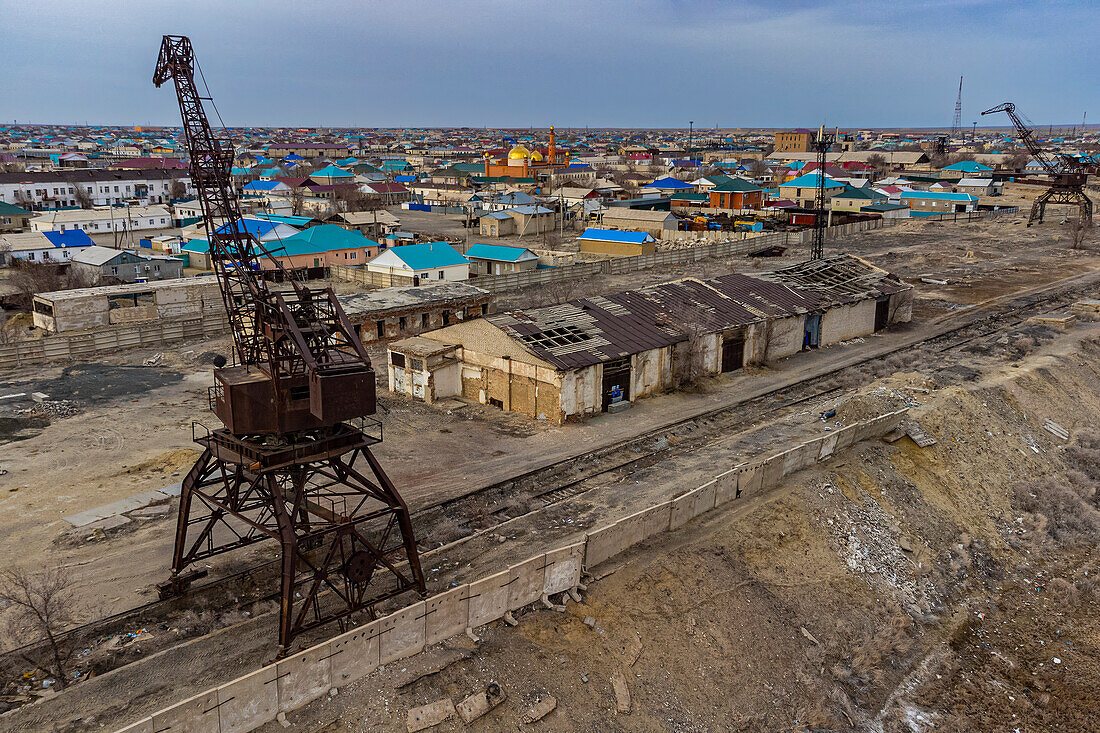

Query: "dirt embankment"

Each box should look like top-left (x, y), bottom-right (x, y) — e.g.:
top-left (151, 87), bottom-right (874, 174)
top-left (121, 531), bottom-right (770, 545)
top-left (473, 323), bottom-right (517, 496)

top-left (278, 333), bottom-right (1100, 732)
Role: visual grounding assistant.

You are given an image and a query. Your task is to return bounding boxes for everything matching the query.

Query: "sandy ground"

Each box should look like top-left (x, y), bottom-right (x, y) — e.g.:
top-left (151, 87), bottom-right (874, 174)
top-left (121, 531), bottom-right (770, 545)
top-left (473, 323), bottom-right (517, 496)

top-left (273, 326), bottom-right (1100, 733)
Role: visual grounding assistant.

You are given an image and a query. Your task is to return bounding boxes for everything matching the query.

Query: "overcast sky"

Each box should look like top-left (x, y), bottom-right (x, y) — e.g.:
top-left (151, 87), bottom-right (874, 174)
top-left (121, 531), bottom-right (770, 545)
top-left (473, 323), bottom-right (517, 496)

top-left (1, 0), bottom-right (1096, 129)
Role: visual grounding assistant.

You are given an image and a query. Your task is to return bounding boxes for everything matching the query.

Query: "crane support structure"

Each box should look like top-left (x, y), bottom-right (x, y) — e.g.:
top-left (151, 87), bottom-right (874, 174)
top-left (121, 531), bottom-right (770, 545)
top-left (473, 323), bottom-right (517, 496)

top-left (982, 101), bottom-right (1093, 227)
top-left (153, 35), bottom-right (424, 656)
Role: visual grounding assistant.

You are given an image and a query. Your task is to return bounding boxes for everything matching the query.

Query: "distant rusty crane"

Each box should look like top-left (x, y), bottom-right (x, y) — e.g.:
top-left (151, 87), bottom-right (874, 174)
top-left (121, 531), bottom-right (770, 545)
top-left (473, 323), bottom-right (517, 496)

top-left (982, 101), bottom-right (1093, 226)
top-left (152, 34), bottom-right (424, 656)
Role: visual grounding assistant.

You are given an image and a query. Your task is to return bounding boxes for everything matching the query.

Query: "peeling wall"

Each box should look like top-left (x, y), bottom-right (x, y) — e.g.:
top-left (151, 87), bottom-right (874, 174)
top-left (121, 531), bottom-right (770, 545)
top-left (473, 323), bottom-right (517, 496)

top-left (821, 298), bottom-right (876, 346)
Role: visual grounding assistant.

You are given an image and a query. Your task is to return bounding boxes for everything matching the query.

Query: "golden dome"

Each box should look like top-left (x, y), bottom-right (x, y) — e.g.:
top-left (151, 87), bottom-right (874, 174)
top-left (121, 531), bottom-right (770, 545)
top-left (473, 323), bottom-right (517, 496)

top-left (529, 150), bottom-right (543, 162)
top-left (508, 144), bottom-right (530, 160)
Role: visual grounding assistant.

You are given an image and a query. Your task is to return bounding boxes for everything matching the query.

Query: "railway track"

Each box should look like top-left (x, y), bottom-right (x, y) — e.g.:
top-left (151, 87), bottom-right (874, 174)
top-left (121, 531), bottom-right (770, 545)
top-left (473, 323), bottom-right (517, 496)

top-left (3, 267), bottom-right (1097, 664)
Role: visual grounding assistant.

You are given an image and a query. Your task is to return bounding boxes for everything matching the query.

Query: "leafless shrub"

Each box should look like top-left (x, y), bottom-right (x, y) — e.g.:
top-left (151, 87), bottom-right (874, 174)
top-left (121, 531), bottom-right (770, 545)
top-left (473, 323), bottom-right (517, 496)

top-left (1046, 577), bottom-right (1080, 610)
top-left (1012, 477), bottom-right (1100, 544)
top-left (1069, 219), bottom-right (1093, 250)
top-left (1009, 337), bottom-right (1036, 357)
top-left (0, 565), bottom-right (78, 688)
top-left (9, 262), bottom-right (95, 309)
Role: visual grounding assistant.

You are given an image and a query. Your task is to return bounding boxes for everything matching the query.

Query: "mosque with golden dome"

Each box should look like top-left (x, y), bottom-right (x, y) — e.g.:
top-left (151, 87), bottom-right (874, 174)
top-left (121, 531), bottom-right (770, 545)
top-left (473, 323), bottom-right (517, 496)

top-left (482, 126), bottom-right (567, 178)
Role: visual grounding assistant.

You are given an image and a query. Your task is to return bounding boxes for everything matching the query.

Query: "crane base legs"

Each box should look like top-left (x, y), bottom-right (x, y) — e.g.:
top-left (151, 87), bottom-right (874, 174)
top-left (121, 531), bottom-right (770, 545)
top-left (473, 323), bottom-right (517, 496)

top-left (1027, 185), bottom-right (1093, 227)
top-left (165, 426), bottom-right (425, 656)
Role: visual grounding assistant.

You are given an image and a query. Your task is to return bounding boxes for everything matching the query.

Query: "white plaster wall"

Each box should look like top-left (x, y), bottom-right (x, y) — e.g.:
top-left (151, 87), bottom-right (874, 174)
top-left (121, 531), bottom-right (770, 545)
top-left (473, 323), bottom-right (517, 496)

top-left (630, 347), bottom-right (672, 399)
top-left (433, 362), bottom-right (461, 399)
top-left (890, 290), bottom-right (913, 324)
top-left (821, 299), bottom-right (876, 346)
top-left (561, 364), bottom-right (600, 417)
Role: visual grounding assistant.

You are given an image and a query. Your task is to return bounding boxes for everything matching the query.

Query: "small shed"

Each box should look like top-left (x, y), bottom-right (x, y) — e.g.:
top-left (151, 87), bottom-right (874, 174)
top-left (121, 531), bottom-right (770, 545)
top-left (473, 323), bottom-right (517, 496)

top-left (464, 243), bottom-right (539, 275)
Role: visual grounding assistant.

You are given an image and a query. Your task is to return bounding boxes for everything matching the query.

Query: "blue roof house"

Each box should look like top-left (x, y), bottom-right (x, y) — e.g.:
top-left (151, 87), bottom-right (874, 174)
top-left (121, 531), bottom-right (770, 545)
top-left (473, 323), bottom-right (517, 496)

top-left (366, 241), bottom-right (471, 282)
top-left (940, 161), bottom-right (993, 174)
top-left (464, 243), bottom-right (540, 275)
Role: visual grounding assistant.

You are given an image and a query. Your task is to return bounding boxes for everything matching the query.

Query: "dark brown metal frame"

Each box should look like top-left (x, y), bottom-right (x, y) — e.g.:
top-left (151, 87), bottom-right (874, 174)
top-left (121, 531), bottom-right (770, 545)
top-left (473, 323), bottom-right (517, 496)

top-left (153, 35), bottom-right (424, 655)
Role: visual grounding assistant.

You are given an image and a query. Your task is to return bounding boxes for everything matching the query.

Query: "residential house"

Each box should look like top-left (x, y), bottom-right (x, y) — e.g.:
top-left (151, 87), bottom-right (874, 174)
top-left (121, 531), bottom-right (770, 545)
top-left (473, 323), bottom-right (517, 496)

top-left (0, 201), bottom-right (32, 232)
top-left (955, 178), bottom-right (1001, 197)
top-left (599, 208), bottom-right (677, 237)
top-left (366, 241), bottom-right (471, 283)
top-left (71, 245), bottom-right (184, 283)
top-left (30, 205), bottom-right (172, 235)
top-left (464, 243), bottom-right (540, 275)
top-left (259, 225), bottom-right (381, 273)
top-left (900, 191), bottom-right (978, 214)
top-left (577, 228), bottom-right (656, 257)
top-left (0, 169), bottom-right (192, 210)
top-left (0, 229), bottom-right (95, 262)
top-left (708, 178), bottom-right (765, 210)
top-left (829, 186), bottom-right (888, 213)
top-left (778, 172), bottom-right (845, 208)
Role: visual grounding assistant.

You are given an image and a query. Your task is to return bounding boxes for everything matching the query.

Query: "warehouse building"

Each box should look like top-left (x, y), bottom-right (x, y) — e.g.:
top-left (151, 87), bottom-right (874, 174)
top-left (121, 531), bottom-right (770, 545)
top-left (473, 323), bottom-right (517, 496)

top-left (341, 282), bottom-right (491, 344)
top-left (32, 275), bottom-right (222, 332)
top-left (387, 255), bottom-right (911, 422)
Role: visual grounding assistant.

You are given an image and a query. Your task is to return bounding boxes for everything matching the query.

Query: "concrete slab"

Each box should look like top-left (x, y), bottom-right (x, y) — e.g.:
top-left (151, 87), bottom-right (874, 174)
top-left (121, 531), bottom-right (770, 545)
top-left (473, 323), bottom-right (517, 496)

top-left (467, 569), bottom-right (510, 629)
top-left (456, 684), bottom-right (506, 723)
top-left (543, 542), bottom-right (584, 596)
top-left (150, 688), bottom-right (219, 733)
top-left (407, 698), bottom-right (456, 732)
top-left (130, 488), bottom-right (171, 507)
top-left (63, 506), bottom-right (118, 527)
top-left (424, 585), bottom-right (469, 646)
top-left (216, 666), bottom-right (279, 733)
top-left (378, 601), bottom-right (426, 666)
top-left (276, 643), bottom-right (331, 713)
top-left (329, 621), bottom-right (381, 686)
top-left (834, 423), bottom-right (859, 450)
top-left (507, 554), bottom-right (546, 610)
top-left (159, 482), bottom-right (184, 498)
top-left (639, 501), bottom-right (672, 538)
top-left (669, 487), bottom-right (700, 531)
top-left (81, 515), bottom-right (131, 532)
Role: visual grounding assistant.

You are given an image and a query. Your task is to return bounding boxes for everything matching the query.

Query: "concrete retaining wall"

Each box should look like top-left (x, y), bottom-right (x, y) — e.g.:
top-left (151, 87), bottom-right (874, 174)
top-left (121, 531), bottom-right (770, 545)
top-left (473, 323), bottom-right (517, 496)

top-left (115, 412), bottom-right (909, 732)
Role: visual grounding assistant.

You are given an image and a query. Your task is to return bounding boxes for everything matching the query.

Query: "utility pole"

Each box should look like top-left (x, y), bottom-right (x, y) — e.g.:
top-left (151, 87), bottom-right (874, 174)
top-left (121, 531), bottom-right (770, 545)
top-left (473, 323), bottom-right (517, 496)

top-left (810, 124), bottom-right (837, 261)
top-left (688, 121), bottom-right (693, 165)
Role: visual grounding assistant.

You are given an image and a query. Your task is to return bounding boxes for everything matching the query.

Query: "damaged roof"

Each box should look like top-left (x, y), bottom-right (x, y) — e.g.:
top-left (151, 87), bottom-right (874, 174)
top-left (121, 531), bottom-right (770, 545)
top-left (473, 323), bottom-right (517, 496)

top-left (760, 254), bottom-right (909, 303)
top-left (486, 270), bottom-right (824, 371)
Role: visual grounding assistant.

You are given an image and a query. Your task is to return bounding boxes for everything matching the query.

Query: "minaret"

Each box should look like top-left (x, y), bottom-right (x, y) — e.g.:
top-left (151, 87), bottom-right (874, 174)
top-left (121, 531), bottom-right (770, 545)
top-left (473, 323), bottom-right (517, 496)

top-left (549, 125), bottom-right (556, 166)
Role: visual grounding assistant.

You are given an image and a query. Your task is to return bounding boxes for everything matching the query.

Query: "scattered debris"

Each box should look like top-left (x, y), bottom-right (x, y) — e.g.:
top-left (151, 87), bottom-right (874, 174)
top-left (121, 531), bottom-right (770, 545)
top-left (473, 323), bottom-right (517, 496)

top-left (800, 626), bottom-right (820, 645)
top-left (143, 353), bottom-right (163, 367)
top-left (1043, 419), bottom-right (1070, 441)
top-left (521, 694), bottom-right (557, 723)
top-left (611, 670), bottom-right (631, 714)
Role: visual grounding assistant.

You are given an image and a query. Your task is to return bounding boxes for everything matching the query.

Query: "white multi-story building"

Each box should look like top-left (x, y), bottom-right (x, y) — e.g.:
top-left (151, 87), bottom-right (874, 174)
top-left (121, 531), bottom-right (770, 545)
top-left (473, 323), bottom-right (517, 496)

top-left (30, 205), bottom-right (173, 235)
top-left (0, 169), bottom-right (194, 210)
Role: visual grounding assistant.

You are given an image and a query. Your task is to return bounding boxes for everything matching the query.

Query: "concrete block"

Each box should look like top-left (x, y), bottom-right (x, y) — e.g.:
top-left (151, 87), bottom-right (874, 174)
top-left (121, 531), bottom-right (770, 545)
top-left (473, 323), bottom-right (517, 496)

top-left (818, 432), bottom-right (840, 460)
top-left (584, 521), bottom-right (625, 569)
top-left (692, 480), bottom-right (717, 518)
top-left (714, 467), bottom-right (739, 506)
top-left (456, 684), bottom-right (506, 723)
top-left (378, 601), bottom-right (426, 666)
top-left (853, 418), bottom-right (881, 443)
top-left (424, 586), bottom-right (469, 646)
top-left (738, 464), bottom-right (763, 497)
top-left (669, 487), bottom-right (700, 531)
top-left (216, 666), bottom-right (279, 733)
top-left (82, 515), bottom-right (131, 532)
top-left (329, 621), bottom-right (381, 686)
top-left (760, 454), bottom-right (786, 490)
top-left (543, 542), bottom-right (584, 595)
top-left (63, 505), bottom-right (119, 527)
top-left (467, 569), bottom-right (510, 628)
top-left (508, 554), bottom-right (546, 610)
top-left (150, 688), bottom-right (219, 733)
top-left (276, 643), bottom-right (331, 713)
top-left (113, 717), bottom-right (154, 733)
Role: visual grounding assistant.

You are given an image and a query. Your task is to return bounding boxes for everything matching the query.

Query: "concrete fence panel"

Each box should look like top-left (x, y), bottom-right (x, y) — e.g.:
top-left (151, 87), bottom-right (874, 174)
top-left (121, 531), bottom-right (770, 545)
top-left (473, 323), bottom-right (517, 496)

top-left (714, 467), bottom-right (739, 506)
top-left (692, 479), bottom-right (718, 518)
top-left (467, 570), bottom-right (512, 629)
top-left (276, 644), bottom-right (332, 713)
top-left (834, 423), bottom-right (860, 450)
top-left (543, 542), bottom-right (584, 595)
top-left (150, 687), bottom-right (219, 733)
top-left (424, 585), bottom-right (470, 646)
top-left (378, 600), bottom-right (427, 666)
top-left (216, 666), bottom-right (280, 733)
top-left (508, 554), bottom-right (548, 610)
top-left (584, 521), bottom-right (627, 568)
top-left (329, 621), bottom-right (381, 687)
top-left (669, 487), bottom-right (701, 531)
top-left (738, 463), bottom-right (763, 497)
top-left (115, 717), bottom-right (153, 733)
top-left (819, 432), bottom-right (841, 460)
top-left (760, 453), bottom-right (787, 490)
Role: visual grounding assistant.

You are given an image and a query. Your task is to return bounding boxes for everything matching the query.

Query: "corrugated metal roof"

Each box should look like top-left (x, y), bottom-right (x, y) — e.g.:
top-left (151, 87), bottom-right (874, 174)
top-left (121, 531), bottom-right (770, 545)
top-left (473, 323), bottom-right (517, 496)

top-left (760, 254), bottom-right (909, 302)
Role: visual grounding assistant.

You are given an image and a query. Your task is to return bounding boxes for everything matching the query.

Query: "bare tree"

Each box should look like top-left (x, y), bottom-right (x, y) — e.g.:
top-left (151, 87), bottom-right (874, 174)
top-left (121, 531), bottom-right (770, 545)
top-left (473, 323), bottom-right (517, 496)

top-left (289, 186), bottom-right (305, 216)
top-left (333, 185), bottom-right (371, 213)
top-left (1005, 153), bottom-right (1030, 171)
top-left (13, 190), bottom-right (33, 210)
top-left (1070, 219), bottom-right (1094, 250)
top-left (748, 159), bottom-right (769, 181)
top-left (169, 179), bottom-right (188, 200)
top-left (9, 263), bottom-right (94, 309)
top-left (0, 565), bottom-right (78, 688)
top-left (865, 154), bottom-right (888, 179)
top-left (68, 180), bottom-right (93, 209)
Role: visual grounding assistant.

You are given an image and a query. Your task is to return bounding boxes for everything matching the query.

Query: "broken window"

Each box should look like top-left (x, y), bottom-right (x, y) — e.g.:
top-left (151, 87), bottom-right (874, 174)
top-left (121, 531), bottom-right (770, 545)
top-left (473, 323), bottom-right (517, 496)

top-left (390, 352), bottom-right (406, 368)
top-left (411, 358), bottom-right (424, 372)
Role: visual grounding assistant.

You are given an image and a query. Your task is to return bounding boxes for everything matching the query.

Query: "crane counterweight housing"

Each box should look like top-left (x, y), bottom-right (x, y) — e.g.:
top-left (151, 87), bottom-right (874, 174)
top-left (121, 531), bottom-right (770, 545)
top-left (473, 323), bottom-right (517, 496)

top-left (153, 34), bottom-right (424, 656)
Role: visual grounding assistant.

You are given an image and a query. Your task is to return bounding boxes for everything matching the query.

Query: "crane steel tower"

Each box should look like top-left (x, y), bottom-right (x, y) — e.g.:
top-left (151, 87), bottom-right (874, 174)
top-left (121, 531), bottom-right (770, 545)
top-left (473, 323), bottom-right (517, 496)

top-left (982, 101), bottom-right (1093, 226)
top-left (152, 35), bottom-right (425, 656)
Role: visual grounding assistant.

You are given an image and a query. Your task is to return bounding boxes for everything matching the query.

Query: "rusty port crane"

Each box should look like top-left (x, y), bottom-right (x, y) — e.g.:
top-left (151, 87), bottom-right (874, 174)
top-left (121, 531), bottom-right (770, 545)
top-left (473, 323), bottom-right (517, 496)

top-left (982, 101), bottom-right (1093, 226)
top-left (152, 35), bottom-right (424, 656)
